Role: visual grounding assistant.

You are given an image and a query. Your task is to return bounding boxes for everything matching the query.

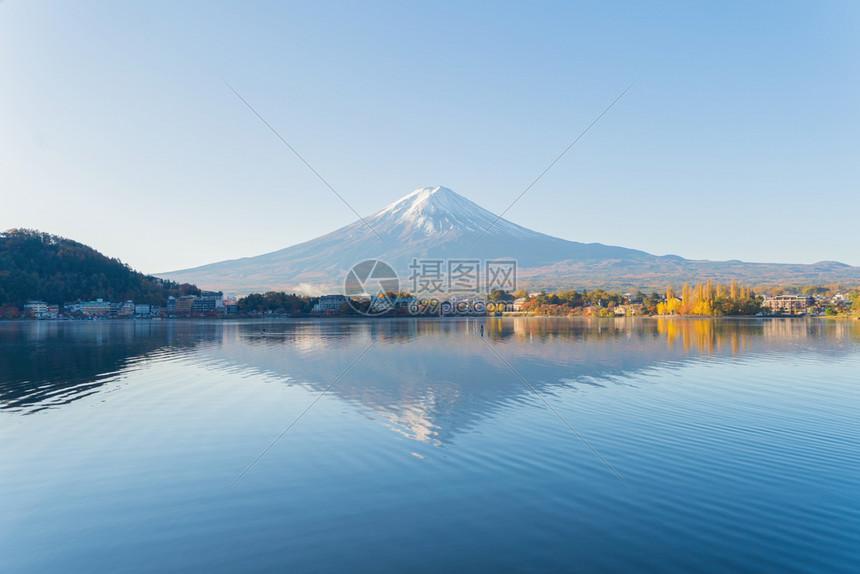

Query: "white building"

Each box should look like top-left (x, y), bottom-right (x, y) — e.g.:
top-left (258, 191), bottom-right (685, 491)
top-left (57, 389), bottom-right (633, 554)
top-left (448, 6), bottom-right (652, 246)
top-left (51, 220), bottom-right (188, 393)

top-left (118, 301), bottom-right (135, 317)
top-left (24, 300), bottom-right (48, 317)
top-left (314, 295), bottom-right (348, 312)
top-left (80, 299), bottom-right (112, 316)
top-left (763, 294), bottom-right (814, 314)
top-left (199, 291), bottom-right (224, 309)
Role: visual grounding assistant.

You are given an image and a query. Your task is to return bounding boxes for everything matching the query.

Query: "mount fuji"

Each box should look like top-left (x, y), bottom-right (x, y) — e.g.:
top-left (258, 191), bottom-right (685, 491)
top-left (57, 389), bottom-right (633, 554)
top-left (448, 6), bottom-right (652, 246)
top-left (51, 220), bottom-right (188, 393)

top-left (159, 186), bottom-right (860, 293)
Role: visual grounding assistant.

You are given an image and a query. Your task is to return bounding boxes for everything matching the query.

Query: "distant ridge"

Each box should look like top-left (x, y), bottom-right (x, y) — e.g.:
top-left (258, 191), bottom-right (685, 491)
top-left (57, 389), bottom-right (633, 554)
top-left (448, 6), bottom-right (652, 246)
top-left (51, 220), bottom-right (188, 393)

top-left (157, 187), bottom-right (860, 293)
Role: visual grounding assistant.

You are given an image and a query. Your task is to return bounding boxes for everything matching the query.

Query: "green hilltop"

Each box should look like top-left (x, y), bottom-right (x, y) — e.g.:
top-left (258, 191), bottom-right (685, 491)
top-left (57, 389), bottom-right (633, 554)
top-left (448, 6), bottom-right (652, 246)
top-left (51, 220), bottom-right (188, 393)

top-left (0, 229), bottom-right (200, 309)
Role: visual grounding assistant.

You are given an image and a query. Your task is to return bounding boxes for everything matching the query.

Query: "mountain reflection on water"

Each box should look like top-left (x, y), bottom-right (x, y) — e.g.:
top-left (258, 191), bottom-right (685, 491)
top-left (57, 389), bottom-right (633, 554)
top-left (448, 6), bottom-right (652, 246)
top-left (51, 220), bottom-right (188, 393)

top-left (3, 318), bottom-right (858, 447)
top-left (4, 317), bottom-right (859, 574)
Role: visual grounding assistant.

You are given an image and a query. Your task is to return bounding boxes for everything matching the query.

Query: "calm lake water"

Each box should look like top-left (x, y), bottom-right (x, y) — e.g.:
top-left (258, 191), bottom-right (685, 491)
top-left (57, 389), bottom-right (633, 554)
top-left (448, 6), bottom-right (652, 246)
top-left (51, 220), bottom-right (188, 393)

top-left (2, 318), bottom-right (859, 573)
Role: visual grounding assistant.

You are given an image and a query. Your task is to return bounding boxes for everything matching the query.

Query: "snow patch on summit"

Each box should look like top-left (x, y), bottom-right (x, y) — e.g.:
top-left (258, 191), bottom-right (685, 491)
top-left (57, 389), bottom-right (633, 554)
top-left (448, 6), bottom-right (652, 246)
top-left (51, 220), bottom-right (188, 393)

top-left (369, 186), bottom-right (535, 238)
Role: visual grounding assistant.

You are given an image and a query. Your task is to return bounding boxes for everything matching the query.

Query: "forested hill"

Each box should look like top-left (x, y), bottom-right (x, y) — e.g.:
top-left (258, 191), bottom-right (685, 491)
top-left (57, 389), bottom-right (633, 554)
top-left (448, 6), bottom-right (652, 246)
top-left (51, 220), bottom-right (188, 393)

top-left (0, 229), bottom-right (200, 307)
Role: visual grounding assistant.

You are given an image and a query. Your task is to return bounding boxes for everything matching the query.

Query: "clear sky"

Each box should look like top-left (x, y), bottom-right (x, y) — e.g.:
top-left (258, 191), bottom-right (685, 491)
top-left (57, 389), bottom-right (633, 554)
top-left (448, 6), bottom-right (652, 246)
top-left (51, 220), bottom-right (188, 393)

top-left (2, 1), bottom-right (858, 273)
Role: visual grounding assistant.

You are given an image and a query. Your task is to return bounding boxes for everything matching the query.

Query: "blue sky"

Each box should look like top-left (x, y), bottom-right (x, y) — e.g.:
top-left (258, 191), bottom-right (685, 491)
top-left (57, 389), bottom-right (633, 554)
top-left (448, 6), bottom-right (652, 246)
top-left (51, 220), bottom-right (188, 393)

top-left (2, 1), bottom-right (858, 273)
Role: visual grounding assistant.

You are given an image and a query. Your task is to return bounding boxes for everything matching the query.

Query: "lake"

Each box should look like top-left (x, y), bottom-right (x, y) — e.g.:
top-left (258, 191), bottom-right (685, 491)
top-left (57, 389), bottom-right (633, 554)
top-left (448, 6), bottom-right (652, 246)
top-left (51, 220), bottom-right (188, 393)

top-left (1, 318), bottom-right (859, 573)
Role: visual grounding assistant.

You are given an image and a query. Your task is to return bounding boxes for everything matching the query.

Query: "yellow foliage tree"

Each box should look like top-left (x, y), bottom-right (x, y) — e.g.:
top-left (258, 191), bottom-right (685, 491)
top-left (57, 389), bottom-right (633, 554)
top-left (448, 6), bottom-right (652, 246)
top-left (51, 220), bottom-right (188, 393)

top-left (661, 279), bottom-right (756, 316)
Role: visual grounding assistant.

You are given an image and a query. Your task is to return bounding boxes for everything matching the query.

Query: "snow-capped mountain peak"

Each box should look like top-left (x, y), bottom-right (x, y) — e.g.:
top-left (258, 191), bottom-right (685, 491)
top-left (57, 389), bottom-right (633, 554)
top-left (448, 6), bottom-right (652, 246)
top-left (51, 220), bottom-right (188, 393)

top-left (159, 185), bottom-right (669, 293)
top-left (370, 186), bottom-right (531, 238)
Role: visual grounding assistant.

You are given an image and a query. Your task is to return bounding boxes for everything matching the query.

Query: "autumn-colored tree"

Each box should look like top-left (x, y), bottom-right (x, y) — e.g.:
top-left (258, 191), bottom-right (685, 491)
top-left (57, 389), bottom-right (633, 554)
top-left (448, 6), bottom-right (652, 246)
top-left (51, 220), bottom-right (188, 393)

top-left (523, 280), bottom-right (766, 318)
top-left (680, 283), bottom-right (694, 314)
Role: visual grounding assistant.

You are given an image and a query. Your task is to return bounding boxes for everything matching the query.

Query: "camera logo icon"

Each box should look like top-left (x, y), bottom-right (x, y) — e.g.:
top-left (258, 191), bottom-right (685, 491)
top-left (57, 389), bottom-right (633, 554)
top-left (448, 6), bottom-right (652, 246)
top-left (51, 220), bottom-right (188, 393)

top-left (343, 259), bottom-right (399, 316)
